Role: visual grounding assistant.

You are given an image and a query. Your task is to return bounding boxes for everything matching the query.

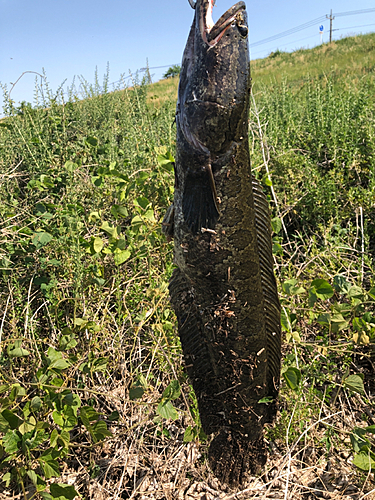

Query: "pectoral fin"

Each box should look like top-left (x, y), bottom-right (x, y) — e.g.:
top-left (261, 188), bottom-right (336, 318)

top-left (182, 165), bottom-right (220, 234)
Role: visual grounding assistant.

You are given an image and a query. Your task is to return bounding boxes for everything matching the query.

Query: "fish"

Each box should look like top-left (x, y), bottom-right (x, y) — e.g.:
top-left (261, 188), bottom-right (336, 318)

top-left (164, 0), bottom-right (281, 486)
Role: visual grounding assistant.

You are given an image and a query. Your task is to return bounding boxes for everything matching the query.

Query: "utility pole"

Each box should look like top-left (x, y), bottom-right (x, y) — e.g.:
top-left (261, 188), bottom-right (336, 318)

top-left (326, 9), bottom-right (335, 43)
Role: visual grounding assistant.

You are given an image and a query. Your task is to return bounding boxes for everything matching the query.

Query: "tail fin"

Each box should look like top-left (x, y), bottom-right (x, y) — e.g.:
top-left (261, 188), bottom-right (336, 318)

top-left (208, 430), bottom-right (267, 486)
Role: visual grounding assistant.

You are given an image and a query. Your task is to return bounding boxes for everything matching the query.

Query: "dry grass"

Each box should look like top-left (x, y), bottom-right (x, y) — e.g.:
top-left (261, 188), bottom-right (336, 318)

top-left (2, 380), bottom-right (373, 499)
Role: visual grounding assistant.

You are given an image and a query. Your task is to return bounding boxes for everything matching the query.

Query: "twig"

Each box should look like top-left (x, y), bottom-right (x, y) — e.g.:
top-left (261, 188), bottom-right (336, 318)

top-left (8, 71), bottom-right (45, 100)
top-left (0, 293), bottom-right (11, 357)
top-left (359, 206), bottom-right (364, 284)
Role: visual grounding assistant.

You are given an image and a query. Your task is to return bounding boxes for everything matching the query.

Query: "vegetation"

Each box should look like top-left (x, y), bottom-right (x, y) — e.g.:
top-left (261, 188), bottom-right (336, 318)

top-left (0, 33), bottom-right (374, 499)
top-left (162, 64), bottom-right (181, 79)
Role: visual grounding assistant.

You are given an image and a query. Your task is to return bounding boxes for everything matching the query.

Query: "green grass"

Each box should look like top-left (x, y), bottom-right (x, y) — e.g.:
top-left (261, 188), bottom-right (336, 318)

top-left (0, 35), bottom-right (374, 499)
top-left (251, 32), bottom-right (375, 88)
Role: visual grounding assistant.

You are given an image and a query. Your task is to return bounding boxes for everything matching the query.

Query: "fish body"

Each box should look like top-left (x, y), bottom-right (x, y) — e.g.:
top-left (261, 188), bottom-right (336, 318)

top-left (166, 0), bottom-right (281, 485)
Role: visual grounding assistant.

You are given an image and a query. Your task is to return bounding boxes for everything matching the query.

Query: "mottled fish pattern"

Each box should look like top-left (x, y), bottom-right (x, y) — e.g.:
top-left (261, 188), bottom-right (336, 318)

top-left (163, 0), bottom-right (281, 485)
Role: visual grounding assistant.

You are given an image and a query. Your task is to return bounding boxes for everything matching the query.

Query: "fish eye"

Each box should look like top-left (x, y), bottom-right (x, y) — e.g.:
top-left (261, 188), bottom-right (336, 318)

top-left (237, 23), bottom-right (248, 38)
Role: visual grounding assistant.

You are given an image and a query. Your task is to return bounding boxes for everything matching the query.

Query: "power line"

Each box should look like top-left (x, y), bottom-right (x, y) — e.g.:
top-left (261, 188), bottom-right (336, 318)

top-left (250, 34), bottom-right (319, 57)
top-left (334, 23), bottom-right (375, 31)
top-left (107, 64), bottom-right (179, 87)
top-left (250, 15), bottom-right (326, 47)
top-left (335, 8), bottom-right (375, 17)
top-left (250, 8), bottom-right (375, 48)
top-left (140, 64), bottom-right (178, 71)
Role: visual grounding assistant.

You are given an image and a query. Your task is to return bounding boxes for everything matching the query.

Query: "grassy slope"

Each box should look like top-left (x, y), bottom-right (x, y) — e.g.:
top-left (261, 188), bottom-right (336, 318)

top-left (0, 34), bottom-right (374, 499)
top-left (148, 32), bottom-right (375, 97)
top-left (251, 32), bottom-right (375, 87)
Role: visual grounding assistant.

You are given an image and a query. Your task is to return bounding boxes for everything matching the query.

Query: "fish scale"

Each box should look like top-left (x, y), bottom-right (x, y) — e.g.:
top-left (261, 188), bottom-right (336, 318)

top-left (164, 0), bottom-right (281, 485)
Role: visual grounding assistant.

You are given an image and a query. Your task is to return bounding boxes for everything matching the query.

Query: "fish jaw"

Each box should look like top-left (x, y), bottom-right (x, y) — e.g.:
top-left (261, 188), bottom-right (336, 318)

top-left (177, 0), bottom-right (250, 157)
top-left (198, 0), bottom-right (247, 46)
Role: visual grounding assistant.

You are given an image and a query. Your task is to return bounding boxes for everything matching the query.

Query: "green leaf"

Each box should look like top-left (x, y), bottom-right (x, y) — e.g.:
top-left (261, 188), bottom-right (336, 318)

top-left (271, 217), bottom-right (282, 234)
top-left (50, 428), bottom-right (59, 448)
top-left (2, 409), bottom-right (22, 430)
top-left (280, 309), bottom-right (296, 332)
top-left (81, 406), bottom-right (101, 422)
top-left (49, 358), bottom-right (70, 370)
top-left (59, 331), bottom-right (77, 350)
top-left (258, 396), bottom-right (274, 404)
top-left (352, 452), bottom-right (375, 471)
top-left (40, 492), bottom-right (53, 500)
top-left (157, 151), bottom-right (175, 167)
top-left (2, 472), bottom-right (12, 488)
top-left (157, 400), bottom-right (178, 420)
top-left (308, 288), bottom-right (318, 307)
top-left (19, 415), bottom-right (36, 434)
top-left (347, 285), bottom-right (363, 299)
top-left (59, 430), bottom-right (70, 449)
top-left (135, 196), bottom-right (150, 210)
top-left (85, 136), bottom-right (98, 147)
top-left (343, 374), bottom-right (365, 395)
top-left (3, 429), bottom-right (21, 454)
top-left (317, 313), bottom-right (331, 327)
top-left (108, 411), bottom-right (120, 422)
top-left (0, 414), bottom-right (10, 433)
top-left (50, 483), bottom-right (78, 500)
top-left (283, 367), bottom-right (301, 391)
top-left (282, 279), bottom-right (305, 296)
top-left (73, 318), bottom-right (87, 327)
top-left (330, 313), bottom-right (349, 333)
top-left (333, 275), bottom-right (351, 293)
top-left (162, 380), bottom-right (181, 401)
top-left (29, 396), bottom-right (42, 412)
top-left (131, 215), bottom-right (144, 228)
top-left (111, 205), bottom-right (128, 218)
top-left (32, 231), bottom-right (53, 249)
top-left (47, 346), bottom-right (62, 362)
top-left (93, 237), bottom-right (104, 253)
top-left (368, 287), bottom-right (375, 300)
top-left (8, 346), bottom-right (30, 357)
top-left (64, 160), bottom-right (78, 172)
top-left (183, 426), bottom-right (196, 443)
top-left (114, 249), bottom-right (131, 265)
top-left (91, 420), bottom-right (112, 441)
top-left (92, 175), bottom-right (103, 187)
top-left (129, 385), bottom-right (145, 400)
top-left (144, 209), bottom-right (156, 222)
top-left (52, 410), bottom-right (64, 427)
top-left (100, 221), bottom-right (118, 238)
top-left (272, 241), bottom-right (283, 255)
top-left (39, 452), bottom-right (60, 479)
top-left (311, 279), bottom-right (334, 300)
top-left (263, 174), bottom-right (273, 186)
top-left (50, 377), bottom-right (64, 387)
top-left (27, 470), bottom-right (47, 492)
top-left (350, 427), bottom-right (369, 452)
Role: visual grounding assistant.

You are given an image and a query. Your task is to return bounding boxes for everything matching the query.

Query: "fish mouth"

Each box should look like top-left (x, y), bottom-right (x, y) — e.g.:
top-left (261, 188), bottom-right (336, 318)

top-left (198, 0), bottom-right (246, 46)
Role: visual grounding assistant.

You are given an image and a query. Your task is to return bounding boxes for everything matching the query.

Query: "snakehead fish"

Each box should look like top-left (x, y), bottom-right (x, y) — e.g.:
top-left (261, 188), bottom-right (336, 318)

top-left (163, 0), bottom-right (281, 485)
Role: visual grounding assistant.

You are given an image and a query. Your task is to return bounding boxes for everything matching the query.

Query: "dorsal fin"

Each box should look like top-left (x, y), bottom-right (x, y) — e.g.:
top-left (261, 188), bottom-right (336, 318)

top-left (252, 176), bottom-right (281, 417)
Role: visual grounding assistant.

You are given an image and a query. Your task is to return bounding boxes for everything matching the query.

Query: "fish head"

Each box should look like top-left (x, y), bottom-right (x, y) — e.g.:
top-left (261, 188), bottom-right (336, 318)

top-left (178, 0), bottom-right (250, 156)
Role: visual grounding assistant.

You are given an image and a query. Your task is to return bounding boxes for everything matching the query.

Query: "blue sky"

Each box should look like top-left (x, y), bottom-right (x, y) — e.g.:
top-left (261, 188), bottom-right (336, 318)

top-left (1, 0), bottom-right (375, 109)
